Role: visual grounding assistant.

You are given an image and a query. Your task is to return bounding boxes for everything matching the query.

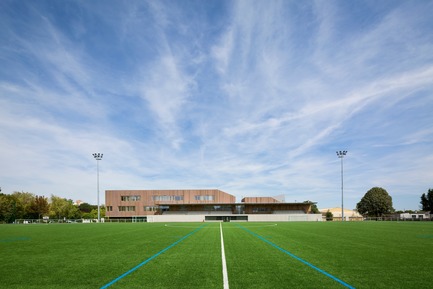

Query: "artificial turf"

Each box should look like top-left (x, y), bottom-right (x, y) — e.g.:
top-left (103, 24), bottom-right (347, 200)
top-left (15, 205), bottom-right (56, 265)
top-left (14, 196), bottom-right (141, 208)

top-left (0, 221), bottom-right (432, 289)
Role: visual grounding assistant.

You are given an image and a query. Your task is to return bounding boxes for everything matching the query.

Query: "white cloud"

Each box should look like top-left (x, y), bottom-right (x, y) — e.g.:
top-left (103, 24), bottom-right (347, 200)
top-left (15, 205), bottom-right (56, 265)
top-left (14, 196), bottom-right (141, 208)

top-left (0, 1), bottom-right (432, 211)
top-left (140, 55), bottom-right (190, 125)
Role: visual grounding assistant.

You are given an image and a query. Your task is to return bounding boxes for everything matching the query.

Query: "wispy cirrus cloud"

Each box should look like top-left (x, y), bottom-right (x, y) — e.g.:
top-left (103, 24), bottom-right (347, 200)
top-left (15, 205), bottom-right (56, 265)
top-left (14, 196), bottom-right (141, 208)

top-left (138, 54), bottom-right (194, 149)
top-left (0, 0), bottom-right (432, 211)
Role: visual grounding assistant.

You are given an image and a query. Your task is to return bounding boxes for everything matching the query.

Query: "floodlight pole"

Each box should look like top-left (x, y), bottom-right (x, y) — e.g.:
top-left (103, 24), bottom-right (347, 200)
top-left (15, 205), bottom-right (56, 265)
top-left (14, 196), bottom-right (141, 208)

top-left (93, 153), bottom-right (103, 223)
top-left (336, 151), bottom-right (347, 222)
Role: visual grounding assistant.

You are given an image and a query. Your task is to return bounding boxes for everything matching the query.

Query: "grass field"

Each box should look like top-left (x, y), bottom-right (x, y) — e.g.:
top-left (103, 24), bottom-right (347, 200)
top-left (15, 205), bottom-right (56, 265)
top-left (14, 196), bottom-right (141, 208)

top-left (1, 221), bottom-right (432, 289)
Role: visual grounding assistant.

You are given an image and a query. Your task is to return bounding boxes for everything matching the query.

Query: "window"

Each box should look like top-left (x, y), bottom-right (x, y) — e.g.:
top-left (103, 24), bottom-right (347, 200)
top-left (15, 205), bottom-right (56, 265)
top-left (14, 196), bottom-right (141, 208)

top-left (152, 195), bottom-right (184, 201)
top-left (252, 207), bottom-right (271, 213)
top-left (121, 195), bottom-right (141, 201)
top-left (159, 206), bottom-right (169, 212)
top-left (204, 205), bottom-right (231, 211)
top-left (118, 206), bottom-right (136, 212)
top-left (195, 195), bottom-right (214, 201)
top-left (106, 206), bottom-right (113, 211)
top-left (144, 206), bottom-right (158, 211)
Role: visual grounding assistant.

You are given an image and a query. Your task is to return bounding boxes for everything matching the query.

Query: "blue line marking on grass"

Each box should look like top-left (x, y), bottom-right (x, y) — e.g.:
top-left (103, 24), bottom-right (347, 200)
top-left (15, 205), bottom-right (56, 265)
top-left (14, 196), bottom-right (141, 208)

top-left (100, 225), bottom-right (205, 289)
top-left (236, 224), bottom-right (356, 289)
top-left (417, 234), bottom-right (433, 239)
top-left (0, 237), bottom-right (31, 242)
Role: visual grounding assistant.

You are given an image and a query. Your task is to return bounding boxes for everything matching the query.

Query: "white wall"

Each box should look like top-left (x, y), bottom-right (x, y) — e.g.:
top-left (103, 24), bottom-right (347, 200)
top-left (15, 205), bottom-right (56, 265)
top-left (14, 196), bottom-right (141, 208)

top-left (148, 214), bottom-right (323, 222)
top-left (148, 215), bottom-right (205, 222)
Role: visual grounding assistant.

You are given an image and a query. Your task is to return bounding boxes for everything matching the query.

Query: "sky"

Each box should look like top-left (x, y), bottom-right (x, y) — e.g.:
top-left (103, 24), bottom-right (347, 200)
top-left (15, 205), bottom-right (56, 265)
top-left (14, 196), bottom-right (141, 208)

top-left (1, 0), bottom-right (432, 211)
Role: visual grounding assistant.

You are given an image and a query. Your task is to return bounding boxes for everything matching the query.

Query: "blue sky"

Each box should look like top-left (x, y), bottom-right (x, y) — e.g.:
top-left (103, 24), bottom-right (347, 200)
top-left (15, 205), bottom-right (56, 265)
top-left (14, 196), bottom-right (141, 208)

top-left (1, 0), bottom-right (432, 211)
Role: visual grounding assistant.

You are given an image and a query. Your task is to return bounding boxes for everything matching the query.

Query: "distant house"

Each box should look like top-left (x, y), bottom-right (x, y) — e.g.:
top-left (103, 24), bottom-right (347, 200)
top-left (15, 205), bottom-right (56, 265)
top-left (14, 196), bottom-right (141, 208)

top-left (74, 200), bottom-right (84, 206)
top-left (399, 212), bottom-right (432, 220)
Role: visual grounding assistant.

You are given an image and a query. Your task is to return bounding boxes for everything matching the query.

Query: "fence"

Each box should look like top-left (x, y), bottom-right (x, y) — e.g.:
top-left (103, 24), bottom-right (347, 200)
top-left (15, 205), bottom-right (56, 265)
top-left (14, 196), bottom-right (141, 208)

top-left (363, 216), bottom-right (433, 221)
top-left (14, 219), bottom-right (98, 224)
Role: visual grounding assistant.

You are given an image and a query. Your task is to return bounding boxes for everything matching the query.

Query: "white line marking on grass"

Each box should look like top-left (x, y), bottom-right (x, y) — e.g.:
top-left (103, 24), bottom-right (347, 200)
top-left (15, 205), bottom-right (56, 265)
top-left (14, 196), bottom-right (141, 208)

top-left (220, 222), bottom-right (230, 289)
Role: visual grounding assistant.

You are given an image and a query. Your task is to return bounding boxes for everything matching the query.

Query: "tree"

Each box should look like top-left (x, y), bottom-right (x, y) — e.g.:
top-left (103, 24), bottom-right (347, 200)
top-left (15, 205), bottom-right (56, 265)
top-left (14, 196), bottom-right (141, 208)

top-left (29, 195), bottom-right (50, 219)
top-left (100, 205), bottom-right (106, 218)
top-left (325, 210), bottom-right (333, 221)
top-left (420, 188), bottom-right (433, 213)
top-left (304, 201), bottom-right (319, 213)
top-left (356, 187), bottom-right (394, 217)
top-left (0, 194), bottom-right (20, 223)
top-left (310, 204), bottom-right (319, 214)
top-left (78, 202), bottom-right (96, 213)
top-left (83, 205), bottom-right (106, 220)
top-left (49, 195), bottom-right (80, 220)
top-left (12, 191), bottom-right (35, 219)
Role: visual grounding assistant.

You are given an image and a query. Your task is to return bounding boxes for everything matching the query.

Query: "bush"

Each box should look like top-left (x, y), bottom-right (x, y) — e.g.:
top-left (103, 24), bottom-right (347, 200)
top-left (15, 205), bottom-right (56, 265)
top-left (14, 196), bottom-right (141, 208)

top-left (326, 210), bottom-right (333, 221)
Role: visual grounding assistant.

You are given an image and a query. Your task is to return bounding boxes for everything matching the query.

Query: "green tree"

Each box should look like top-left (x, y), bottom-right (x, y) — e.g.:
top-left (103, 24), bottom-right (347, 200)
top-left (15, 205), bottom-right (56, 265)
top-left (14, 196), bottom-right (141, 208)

top-left (84, 206), bottom-right (106, 220)
top-left (420, 188), bottom-right (433, 213)
top-left (12, 191), bottom-right (35, 218)
top-left (356, 187), bottom-right (394, 217)
top-left (49, 195), bottom-right (80, 220)
top-left (49, 195), bottom-right (65, 219)
top-left (325, 210), bottom-right (333, 221)
top-left (310, 204), bottom-right (319, 214)
top-left (29, 195), bottom-right (50, 219)
top-left (0, 194), bottom-right (21, 223)
top-left (82, 212), bottom-right (94, 219)
top-left (304, 201), bottom-right (319, 213)
top-left (99, 205), bottom-right (106, 218)
top-left (78, 202), bottom-right (95, 213)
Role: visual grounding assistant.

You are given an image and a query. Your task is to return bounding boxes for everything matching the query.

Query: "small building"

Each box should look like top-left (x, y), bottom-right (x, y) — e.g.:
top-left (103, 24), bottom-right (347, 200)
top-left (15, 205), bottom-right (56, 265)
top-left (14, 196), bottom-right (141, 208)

top-left (320, 207), bottom-right (363, 221)
top-left (399, 212), bottom-right (432, 220)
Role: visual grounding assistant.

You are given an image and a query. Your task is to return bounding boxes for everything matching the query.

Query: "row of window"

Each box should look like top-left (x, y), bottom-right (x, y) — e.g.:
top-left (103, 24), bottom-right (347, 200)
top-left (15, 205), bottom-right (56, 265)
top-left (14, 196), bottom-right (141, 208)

top-left (114, 206), bottom-right (159, 212)
top-left (111, 204), bottom-right (226, 212)
top-left (194, 195), bottom-right (214, 201)
top-left (152, 195), bottom-right (184, 201)
top-left (112, 205), bottom-right (220, 212)
top-left (114, 194), bottom-right (218, 213)
top-left (118, 206), bottom-right (136, 211)
top-left (252, 207), bottom-right (272, 213)
top-left (120, 195), bottom-right (215, 202)
top-left (204, 205), bottom-right (232, 211)
top-left (121, 195), bottom-right (141, 201)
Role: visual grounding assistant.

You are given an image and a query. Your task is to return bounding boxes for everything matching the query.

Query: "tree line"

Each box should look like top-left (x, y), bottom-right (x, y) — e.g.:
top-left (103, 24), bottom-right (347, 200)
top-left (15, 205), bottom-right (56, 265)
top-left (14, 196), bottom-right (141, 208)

top-left (1, 187), bottom-right (432, 222)
top-left (0, 191), bottom-right (105, 223)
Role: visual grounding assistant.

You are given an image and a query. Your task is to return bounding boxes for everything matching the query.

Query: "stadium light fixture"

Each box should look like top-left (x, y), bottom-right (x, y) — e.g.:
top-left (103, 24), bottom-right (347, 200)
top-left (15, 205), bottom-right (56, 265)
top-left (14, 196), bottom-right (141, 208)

top-left (336, 150), bottom-right (347, 222)
top-left (93, 153), bottom-right (103, 223)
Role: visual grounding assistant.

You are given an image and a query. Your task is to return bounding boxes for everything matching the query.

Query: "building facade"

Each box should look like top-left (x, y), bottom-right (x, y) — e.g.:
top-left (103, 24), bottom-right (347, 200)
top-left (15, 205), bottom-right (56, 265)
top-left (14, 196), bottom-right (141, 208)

top-left (399, 213), bottom-right (432, 220)
top-left (105, 189), bottom-right (320, 222)
top-left (105, 189), bottom-right (235, 218)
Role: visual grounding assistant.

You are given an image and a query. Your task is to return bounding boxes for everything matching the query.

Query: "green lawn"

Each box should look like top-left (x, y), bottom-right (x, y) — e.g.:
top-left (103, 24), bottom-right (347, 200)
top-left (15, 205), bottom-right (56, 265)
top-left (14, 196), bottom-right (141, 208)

top-left (0, 221), bottom-right (432, 289)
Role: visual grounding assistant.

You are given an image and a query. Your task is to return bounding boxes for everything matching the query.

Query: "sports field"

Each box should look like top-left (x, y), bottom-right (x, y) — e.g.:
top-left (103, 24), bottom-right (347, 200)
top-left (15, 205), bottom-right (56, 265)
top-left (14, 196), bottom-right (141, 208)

top-left (1, 221), bottom-right (432, 289)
